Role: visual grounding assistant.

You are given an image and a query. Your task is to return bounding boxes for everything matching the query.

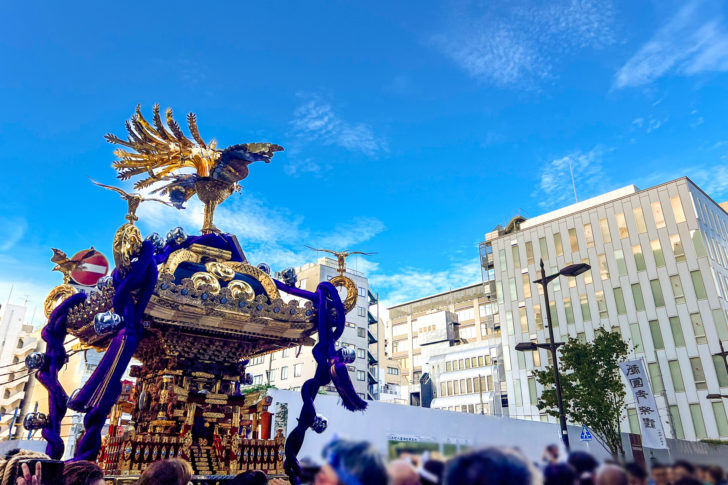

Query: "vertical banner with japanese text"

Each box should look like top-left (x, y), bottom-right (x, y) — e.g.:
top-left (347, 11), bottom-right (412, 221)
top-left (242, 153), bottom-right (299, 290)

top-left (619, 359), bottom-right (668, 449)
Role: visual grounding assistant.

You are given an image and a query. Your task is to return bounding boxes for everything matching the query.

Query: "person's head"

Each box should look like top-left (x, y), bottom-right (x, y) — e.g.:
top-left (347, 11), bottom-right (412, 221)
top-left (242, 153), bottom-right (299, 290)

top-left (624, 462), bottom-right (647, 485)
top-left (672, 479), bottom-right (701, 485)
top-left (316, 439), bottom-right (388, 485)
top-left (568, 451), bottom-right (599, 484)
top-left (707, 466), bottom-right (725, 484)
top-left (231, 470), bottom-right (267, 485)
top-left (420, 459), bottom-right (444, 485)
top-left (544, 445), bottom-right (560, 463)
top-left (544, 463), bottom-right (577, 485)
top-left (596, 465), bottom-right (628, 485)
top-left (138, 458), bottom-right (193, 485)
top-left (63, 460), bottom-right (105, 485)
top-left (443, 447), bottom-right (541, 485)
top-left (673, 460), bottom-right (696, 481)
top-left (650, 463), bottom-right (669, 485)
top-left (388, 459), bottom-right (420, 485)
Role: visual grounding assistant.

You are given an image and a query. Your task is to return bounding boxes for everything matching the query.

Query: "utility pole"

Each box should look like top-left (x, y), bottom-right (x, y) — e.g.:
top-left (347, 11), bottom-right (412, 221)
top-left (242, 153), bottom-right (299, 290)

top-left (479, 374), bottom-right (485, 415)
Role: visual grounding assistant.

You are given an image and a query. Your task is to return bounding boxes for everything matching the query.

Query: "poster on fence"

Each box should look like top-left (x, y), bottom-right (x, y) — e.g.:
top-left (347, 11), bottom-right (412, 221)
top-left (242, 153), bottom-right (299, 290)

top-left (619, 359), bottom-right (668, 449)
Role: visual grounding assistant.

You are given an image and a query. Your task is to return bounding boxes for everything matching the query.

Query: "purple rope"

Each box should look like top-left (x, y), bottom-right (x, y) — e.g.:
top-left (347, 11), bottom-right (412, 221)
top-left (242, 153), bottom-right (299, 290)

top-left (37, 292), bottom-right (87, 459)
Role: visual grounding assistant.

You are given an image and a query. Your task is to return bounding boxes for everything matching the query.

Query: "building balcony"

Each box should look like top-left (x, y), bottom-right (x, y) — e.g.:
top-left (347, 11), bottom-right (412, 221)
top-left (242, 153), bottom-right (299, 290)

top-left (368, 352), bottom-right (377, 365)
top-left (2, 389), bottom-right (26, 408)
top-left (367, 311), bottom-right (377, 325)
top-left (368, 289), bottom-right (378, 306)
top-left (367, 329), bottom-right (377, 345)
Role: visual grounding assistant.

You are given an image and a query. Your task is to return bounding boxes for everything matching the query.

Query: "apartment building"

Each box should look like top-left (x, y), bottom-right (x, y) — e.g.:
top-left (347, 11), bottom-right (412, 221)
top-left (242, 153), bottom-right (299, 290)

top-left (481, 177), bottom-right (728, 441)
top-left (386, 281), bottom-right (504, 409)
top-left (247, 257), bottom-right (378, 400)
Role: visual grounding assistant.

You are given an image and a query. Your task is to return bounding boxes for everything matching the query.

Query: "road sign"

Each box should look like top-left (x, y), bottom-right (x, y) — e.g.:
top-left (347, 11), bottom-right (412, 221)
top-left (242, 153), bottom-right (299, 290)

top-left (70, 249), bottom-right (109, 286)
top-left (580, 425), bottom-right (593, 442)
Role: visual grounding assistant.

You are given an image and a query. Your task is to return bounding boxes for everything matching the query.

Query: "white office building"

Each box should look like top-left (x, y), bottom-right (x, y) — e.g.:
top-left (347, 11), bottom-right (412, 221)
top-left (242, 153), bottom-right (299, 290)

top-left (480, 177), bottom-right (728, 441)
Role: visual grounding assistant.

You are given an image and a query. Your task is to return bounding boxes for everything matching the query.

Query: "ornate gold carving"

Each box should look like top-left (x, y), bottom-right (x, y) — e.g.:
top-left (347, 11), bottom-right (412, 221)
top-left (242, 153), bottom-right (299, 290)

top-left (162, 249), bottom-right (202, 276)
top-left (227, 280), bottom-right (255, 301)
top-left (51, 248), bottom-right (96, 284)
top-left (44, 284), bottom-right (78, 318)
top-left (205, 262), bottom-right (236, 281)
top-left (112, 223), bottom-right (142, 270)
top-left (191, 272), bottom-right (221, 294)
top-left (90, 179), bottom-right (174, 224)
top-left (329, 275), bottom-right (358, 313)
top-left (188, 244), bottom-right (232, 261)
top-left (223, 262), bottom-right (280, 300)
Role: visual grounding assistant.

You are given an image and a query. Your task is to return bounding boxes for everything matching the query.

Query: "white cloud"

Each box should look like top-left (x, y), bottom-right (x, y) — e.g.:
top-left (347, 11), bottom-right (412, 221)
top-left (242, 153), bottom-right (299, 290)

top-left (0, 217), bottom-right (27, 252)
top-left (432, 0), bottom-right (614, 87)
top-left (289, 94), bottom-right (387, 158)
top-left (615, 0), bottom-right (728, 88)
top-left (536, 146), bottom-right (611, 209)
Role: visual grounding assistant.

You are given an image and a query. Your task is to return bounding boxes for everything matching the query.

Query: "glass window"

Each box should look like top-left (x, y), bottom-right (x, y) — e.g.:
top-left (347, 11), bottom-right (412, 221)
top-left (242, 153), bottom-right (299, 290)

top-left (584, 223), bottom-right (594, 248)
top-left (478, 355), bottom-right (485, 367)
top-left (616, 213), bottom-right (628, 238)
top-left (551, 267), bottom-right (561, 292)
top-left (496, 281), bottom-right (504, 304)
top-left (690, 357), bottom-right (707, 390)
top-left (651, 240), bottom-right (665, 267)
top-left (692, 229), bottom-right (707, 258)
top-left (528, 378), bottom-right (538, 406)
top-left (713, 354), bottom-right (728, 387)
top-left (525, 242), bottom-right (534, 265)
top-left (454, 380), bottom-right (460, 395)
top-left (577, 332), bottom-right (587, 343)
top-left (569, 228), bottom-right (579, 253)
top-left (506, 311), bottom-right (514, 335)
top-left (670, 405), bottom-right (685, 439)
top-left (652, 201), bottom-right (666, 228)
top-left (649, 321), bottom-right (664, 350)
top-left (519, 307), bottom-right (528, 334)
top-left (712, 402), bottom-right (728, 437)
top-left (534, 304), bottom-right (543, 330)
top-left (564, 298), bottom-right (575, 324)
top-left (669, 360), bottom-right (685, 392)
top-left (633, 244), bottom-right (646, 271)
top-left (522, 273), bottom-right (531, 299)
top-left (282, 349), bottom-right (290, 358)
top-left (513, 379), bottom-right (522, 406)
top-left (670, 275), bottom-right (685, 304)
top-left (690, 404), bottom-right (707, 439)
top-left (441, 382), bottom-right (447, 397)
top-left (512, 245), bottom-right (521, 268)
top-left (627, 408), bottom-right (640, 434)
top-left (579, 294), bottom-right (591, 322)
top-left (648, 362), bottom-right (664, 394)
top-left (446, 361), bottom-right (452, 372)
top-left (447, 381), bottom-right (453, 396)
top-left (509, 278), bottom-right (518, 301)
top-left (713, 309), bottom-right (728, 340)
top-left (596, 291), bottom-right (608, 317)
top-left (614, 287), bottom-right (627, 314)
top-left (634, 207), bottom-right (647, 233)
top-left (670, 317), bottom-right (686, 347)
top-left (499, 249), bottom-right (506, 269)
top-left (671, 196), bottom-right (686, 223)
top-left (630, 323), bottom-right (643, 353)
top-left (690, 313), bottom-right (707, 345)
top-left (473, 377), bottom-right (480, 393)
top-left (632, 283), bottom-right (645, 311)
top-left (539, 237), bottom-right (548, 262)
top-left (598, 254), bottom-right (609, 280)
top-left (554, 233), bottom-right (563, 257)
top-left (549, 301), bottom-right (558, 327)
top-left (615, 249), bottom-right (627, 276)
top-left (281, 366), bottom-right (289, 379)
top-left (599, 218), bottom-right (611, 244)
top-left (294, 363), bottom-right (302, 377)
top-left (465, 358), bottom-right (471, 369)
top-left (691, 271), bottom-right (708, 300)
top-left (670, 234), bottom-right (685, 262)
top-left (650, 279), bottom-right (665, 307)
top-left (582, 259), bottom-right (593, 285)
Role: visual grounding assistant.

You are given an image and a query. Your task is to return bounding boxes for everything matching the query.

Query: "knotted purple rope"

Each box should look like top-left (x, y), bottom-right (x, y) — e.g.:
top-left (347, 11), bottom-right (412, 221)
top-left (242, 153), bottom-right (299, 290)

top-left (276, 281), bottom-right (367, 484)
top-left (37, 292), bottom-right (87, 459)
top-left (69, 241), bottom-right (158, 462)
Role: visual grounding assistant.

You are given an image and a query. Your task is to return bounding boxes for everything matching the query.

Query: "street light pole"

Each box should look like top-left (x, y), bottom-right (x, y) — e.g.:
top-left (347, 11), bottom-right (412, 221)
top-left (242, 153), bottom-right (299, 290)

top-left (535, 259), bottom-right (570, 454)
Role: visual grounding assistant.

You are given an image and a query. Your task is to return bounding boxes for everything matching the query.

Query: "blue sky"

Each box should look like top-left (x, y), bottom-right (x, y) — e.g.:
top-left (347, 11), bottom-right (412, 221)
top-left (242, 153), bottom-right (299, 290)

top-left (2, 0), bottom-right (728, 321)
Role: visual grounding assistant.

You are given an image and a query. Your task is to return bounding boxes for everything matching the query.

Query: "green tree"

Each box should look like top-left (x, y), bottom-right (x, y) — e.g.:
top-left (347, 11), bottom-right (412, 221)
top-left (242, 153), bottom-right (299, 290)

top-left (533, 331), bottom-right (628, 459)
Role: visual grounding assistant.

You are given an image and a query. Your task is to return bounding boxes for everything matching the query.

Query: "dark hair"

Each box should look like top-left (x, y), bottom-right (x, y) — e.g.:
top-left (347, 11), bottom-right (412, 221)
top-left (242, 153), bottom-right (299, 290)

top-left (3, 449), bottom-right (20, 459)
top-left (625, 462), bottom-right (647, 479)
top-left (650, 462), bottom-right (667, 470)
top-left (443, 447), bottom-right (538, 485)
top-left (708, 466), bottom-right (724, 482)
top-left (673, 479), bottom-right (701, 485)
top-left (322, 439), bottom-right (388, 485)
top-left (673, 460), bottom-right (696, 475)
top-left (544, 463), bottom-right (577, 485)
top-left (137, 458), bottom-right (193, 485)
top-left (421, 459), bottom-right (445, 485)
top-left (231, 470), bottom-right (267, 485)
top-left (63, 460), bottom-right (104, 485)
top-left (568, 451), bottom-right (599, 474)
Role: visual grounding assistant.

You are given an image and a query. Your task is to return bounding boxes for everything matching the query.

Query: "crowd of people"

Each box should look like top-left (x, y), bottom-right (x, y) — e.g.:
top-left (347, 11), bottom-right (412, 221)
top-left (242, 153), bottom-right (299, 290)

top-left (0, 441), bottom-right (725, 485)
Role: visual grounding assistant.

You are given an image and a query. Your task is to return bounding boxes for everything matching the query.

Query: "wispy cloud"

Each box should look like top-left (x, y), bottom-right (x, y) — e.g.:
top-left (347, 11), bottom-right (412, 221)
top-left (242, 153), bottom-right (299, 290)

top-left (431, 0), bottom-right (615, 87)
top-left (615, 0), bottom-right (728, 88)
top-left (289, 94), bottom-right (387, 157)
top-left (536, 146), bottom-right (611, 209)
top-left (0, 217), bottom-right (27, 252)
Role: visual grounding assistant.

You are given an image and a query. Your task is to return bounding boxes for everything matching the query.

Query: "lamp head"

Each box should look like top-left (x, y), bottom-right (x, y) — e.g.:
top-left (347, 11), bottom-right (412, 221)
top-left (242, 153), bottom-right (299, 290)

top-left (559, 263), bottom-right (590, 278)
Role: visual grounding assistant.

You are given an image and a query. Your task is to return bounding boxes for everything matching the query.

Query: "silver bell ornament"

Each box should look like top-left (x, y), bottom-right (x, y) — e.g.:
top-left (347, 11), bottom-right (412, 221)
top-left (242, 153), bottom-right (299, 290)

top-left (337, 347), bottom-right (356, 364)
top-left (94, 311), bottom-right (123, 335)
top-left (145, 232), bottom-right (165, 252)
top-left (25, 352), bottom-right (46, 370)
top-left (243, 373), bottom-right (254, 386)
top-left (96, 275), bottom-right (113, 290)
top-left (280, 267), bottom-right (297, 286)
top-left (257, 263), bottom-right (271, 275)
top-left (23, 412), bottom-right (48, 431)
top-left (311, 414), bottom-right (328, 434)
top-left (166, 226), bottom-right (188, 245)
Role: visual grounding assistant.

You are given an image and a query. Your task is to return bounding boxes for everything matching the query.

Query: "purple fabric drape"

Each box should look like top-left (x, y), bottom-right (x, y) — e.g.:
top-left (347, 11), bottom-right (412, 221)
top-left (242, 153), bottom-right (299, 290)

top-left (37, 292), bottom-right (87, 459)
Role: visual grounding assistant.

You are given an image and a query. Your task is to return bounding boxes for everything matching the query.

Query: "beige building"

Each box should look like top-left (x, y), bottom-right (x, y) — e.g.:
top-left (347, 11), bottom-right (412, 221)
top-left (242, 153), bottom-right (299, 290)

top-left (247, 257), bottom-right (378, 400)
top-left (386, 280), bottom-right (502, 407)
